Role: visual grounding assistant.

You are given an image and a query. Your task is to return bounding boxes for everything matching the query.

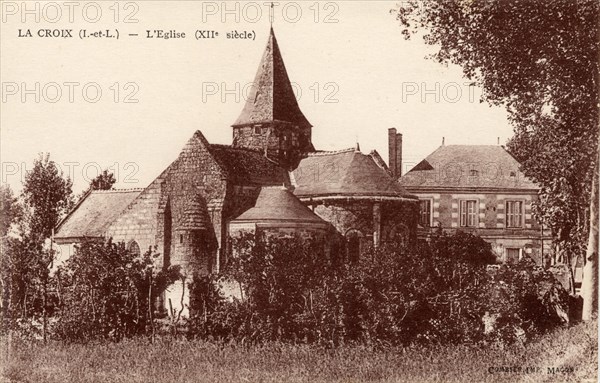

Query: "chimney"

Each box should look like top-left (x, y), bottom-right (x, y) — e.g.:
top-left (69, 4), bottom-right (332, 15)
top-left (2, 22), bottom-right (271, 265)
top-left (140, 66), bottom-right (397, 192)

top-left (388, 128), bottom-right (403, 178)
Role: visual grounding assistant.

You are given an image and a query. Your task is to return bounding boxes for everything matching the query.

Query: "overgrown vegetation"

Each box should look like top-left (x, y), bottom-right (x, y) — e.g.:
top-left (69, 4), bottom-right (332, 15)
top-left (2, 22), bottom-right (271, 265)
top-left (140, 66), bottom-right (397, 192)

top-left (53, 240), bottom-right (180, 342)
top-left (187, 233), bottom-right (568, 347)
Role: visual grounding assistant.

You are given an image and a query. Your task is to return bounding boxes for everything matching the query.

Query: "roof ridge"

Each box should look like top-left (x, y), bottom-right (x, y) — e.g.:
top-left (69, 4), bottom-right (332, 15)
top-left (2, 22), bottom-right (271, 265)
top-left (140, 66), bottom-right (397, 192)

top-left (262, 185), bottom-right (290, 190)
top-left (307, 148), bottom-right (355, 157)
top-left (91, 188), bottom-right (145, 193)
top-left (209, 144), bottom-right (264, 154)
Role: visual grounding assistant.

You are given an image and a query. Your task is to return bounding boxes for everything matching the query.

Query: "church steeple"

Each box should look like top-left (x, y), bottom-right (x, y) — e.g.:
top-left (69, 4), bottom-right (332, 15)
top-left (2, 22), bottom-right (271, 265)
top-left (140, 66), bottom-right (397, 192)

top-left (233, 27), bottom-right (311, 128)
top-left (232, 28), bottom-right (313, 170)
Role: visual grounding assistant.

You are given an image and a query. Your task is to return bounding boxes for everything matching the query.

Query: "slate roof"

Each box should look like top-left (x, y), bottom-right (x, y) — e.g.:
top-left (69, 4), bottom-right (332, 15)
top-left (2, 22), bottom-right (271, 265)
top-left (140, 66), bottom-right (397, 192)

top-left (55, 189), bottom-right (143, 239)
top-left (292, 148), bottom-right (415, 199)
top-left (209, 144), bottom-right (289, 186)
top-left (181, 195), bottom-right (211, 230)
top-left (232, 186), bottom-right (327, 225)
top-left (232, 27), bottom-right (311, 128)
top-left (399, 145), bottom-right (538, 190)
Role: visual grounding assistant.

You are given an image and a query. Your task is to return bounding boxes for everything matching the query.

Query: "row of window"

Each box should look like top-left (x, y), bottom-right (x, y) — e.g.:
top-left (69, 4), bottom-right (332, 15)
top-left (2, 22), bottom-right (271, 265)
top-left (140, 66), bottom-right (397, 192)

top-left (419, 199), bottom-right (525, 228)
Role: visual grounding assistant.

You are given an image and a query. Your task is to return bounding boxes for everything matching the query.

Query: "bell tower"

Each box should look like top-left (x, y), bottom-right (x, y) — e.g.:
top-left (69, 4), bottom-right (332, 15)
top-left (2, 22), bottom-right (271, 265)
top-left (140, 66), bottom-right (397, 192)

top-left (232, 27), bottom-right (313, 170)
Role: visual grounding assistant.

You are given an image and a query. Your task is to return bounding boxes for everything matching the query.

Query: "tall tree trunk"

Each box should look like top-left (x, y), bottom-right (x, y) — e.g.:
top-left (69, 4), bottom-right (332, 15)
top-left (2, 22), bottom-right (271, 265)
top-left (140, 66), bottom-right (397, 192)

top-left (581, 153), bottom-right (599, 321)
top-left (582, 18), bottom-right (600, 321)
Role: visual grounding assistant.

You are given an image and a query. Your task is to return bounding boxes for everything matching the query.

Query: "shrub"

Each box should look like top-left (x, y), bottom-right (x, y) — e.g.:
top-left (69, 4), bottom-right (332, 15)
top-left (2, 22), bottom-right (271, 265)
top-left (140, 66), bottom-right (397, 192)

top-left (482, 258), bottom-right (570, 343)
top-left (186, 232), bottom-right (566, 346)
top-left (54, 238), bottom-right (180, 342)
top-left (429, 230), bottom-right (497, 265)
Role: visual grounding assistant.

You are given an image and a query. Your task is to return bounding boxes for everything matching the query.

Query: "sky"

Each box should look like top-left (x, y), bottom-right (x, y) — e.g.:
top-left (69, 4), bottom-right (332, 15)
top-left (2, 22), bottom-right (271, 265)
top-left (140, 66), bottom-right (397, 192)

top-left (0, 1), bottom-right (514, 194)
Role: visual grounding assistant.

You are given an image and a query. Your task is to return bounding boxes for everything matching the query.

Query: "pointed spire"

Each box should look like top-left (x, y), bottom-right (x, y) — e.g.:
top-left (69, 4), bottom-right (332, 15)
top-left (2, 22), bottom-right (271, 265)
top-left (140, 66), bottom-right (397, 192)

top-left (233, 28), bottom-right (311, 128)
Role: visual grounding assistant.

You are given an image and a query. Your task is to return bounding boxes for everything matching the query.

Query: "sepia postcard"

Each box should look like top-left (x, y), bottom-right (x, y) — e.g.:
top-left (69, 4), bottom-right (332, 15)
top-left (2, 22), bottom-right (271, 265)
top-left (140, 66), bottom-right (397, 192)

top-left (1, 1), bottom-right (598, 382)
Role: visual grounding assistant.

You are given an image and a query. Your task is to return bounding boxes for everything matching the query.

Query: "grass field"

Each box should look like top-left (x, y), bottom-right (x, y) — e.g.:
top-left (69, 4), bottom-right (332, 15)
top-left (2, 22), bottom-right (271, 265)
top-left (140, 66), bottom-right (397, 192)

top-left (1, 320), bottom-right (597, 383)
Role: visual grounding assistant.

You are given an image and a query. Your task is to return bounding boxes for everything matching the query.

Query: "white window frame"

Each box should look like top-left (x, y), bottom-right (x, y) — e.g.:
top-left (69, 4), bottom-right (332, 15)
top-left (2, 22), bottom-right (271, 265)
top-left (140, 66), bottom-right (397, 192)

top-left (460, 199), bottom-right (478, 227)
top-left (419, 198), bottom-right (433, 227)
top-left (505, 200), bottom-right (524, 228)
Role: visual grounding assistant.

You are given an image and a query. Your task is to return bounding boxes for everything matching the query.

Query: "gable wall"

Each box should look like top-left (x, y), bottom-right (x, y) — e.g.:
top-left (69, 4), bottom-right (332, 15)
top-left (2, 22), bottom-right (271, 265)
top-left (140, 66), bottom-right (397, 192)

top-left (163, 137), bottom-right (228, 273)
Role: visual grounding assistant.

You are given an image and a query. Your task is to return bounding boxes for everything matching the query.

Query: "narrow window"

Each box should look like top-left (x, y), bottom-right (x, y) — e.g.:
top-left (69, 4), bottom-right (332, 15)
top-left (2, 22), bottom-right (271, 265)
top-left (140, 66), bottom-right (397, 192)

top-left (460, 200), bottom-right (477, 227)
top-left (179, 234), bottom-right (184, 244)
top-left (419, 199), bottom-right (431, 227)
top-left (506, 201), bottom-right (523, 228)
top-left (128, 241), bottom-right (141, 257)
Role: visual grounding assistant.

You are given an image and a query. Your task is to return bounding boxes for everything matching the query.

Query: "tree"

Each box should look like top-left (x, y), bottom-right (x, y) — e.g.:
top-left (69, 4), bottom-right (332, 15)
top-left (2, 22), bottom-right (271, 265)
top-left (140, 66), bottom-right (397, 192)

top-left (12, 153), bottom-right (73, 339)
top-left (22, 153), bottom-right (73, 242)
top-left (582, 160), bottom-right (598, 320)
top-left (394, 0), bottom-right (598, 319)
top-left (55, 239), bottom-right (180, 341)
top-left (89, 169), bottom-right (116, 191)
top-left (0, 185), bottom-right (22, 237)
top-left (0, 185), bottom-right (23, 329)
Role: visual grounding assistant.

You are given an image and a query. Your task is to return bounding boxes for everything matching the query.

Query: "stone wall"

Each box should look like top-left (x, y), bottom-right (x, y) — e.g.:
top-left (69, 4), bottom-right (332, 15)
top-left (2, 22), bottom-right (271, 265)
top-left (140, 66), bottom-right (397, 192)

top-left (233, 123), bottom-right (312, 170)
top-left (162, 133), bottom-right (227, 274)
top-left (310, 199), bottom-right (419, 248)
top-left (106, 177), bottom-right (164, 266)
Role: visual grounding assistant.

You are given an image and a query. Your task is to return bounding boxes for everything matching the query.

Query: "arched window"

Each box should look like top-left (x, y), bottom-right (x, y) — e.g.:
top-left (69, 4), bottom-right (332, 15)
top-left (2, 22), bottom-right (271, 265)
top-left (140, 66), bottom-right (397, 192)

top-left (128, 240), bottom-right (141, 257)
top-left (345, 230), bottom-right (363, 263)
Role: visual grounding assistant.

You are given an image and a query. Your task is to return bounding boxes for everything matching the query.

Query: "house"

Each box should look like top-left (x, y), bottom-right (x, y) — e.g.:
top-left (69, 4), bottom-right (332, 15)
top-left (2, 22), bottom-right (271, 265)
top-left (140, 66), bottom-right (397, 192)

top-left (54, 28), bottom-right (419, 313)
top-left (397, 136), bottom-right (552, 265)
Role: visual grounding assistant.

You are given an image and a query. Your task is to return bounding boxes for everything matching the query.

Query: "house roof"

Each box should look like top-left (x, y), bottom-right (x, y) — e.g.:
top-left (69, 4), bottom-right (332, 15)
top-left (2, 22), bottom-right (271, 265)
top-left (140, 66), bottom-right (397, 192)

top-left (55, 189), bottom-right (143, 239)
top-left (232, 27), bottom-right (311, 128)
top-left (232, 186), bottom-right (327, 225)
top-left (399, 145), bottom-right (538, 191)
top-left (292, 148), bottom-right (415, 199)
top-left (209, 144), bottom-right (290, 186)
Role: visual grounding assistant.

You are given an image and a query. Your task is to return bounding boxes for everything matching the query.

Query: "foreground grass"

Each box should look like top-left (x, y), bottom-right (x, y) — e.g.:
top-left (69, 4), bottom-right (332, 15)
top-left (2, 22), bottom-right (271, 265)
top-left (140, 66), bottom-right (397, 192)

top-left (1, 321), bottom-right (597, 383)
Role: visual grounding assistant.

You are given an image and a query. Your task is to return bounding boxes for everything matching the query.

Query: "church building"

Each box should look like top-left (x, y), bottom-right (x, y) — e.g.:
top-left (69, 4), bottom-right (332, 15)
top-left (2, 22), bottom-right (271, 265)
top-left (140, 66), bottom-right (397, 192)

top-left (54, 28), bottom-right (419, 307)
